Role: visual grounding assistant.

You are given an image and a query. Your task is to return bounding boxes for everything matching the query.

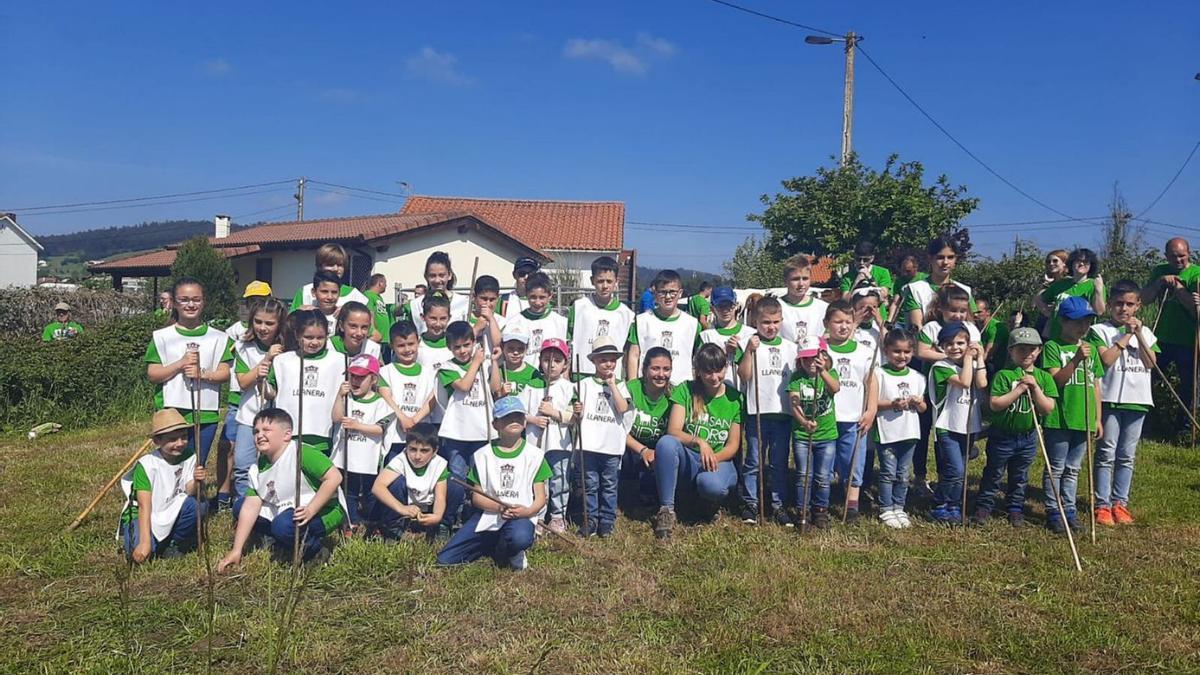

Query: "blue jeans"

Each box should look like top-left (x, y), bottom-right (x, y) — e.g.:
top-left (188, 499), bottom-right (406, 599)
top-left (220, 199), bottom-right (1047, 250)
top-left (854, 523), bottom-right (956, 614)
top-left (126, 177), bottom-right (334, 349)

top-left (877, 441), bottom-right (916, 509)
top-left (742, 415), bottom-right (790, 509)
top-left (1158, 342), bottom-right (1194, 425)
top-left (436, 512), bottom-right (535, 568)
top-left (792, 437), bottom-right (837, 509)
top-left (233, 421), bottom-right (258, 498)
top-left (934, 431), bottom-right (970, 508)
top-left (185, 420), bottom-right (219, 465)
top-left (652, 436), bottom-right (738, 508)
top-left (583, 452), bottom-right (620, 528)
top-left (1095, 408), bottom-right (1145, 508)
top-left (545, 450), bottom-right (573, 519)
top-left (121, 496), bottom-right (203, 556)
top-left (1042, 429), bottom-right (1087, 516)
top-left (834, 421), bottom-right (868, 489)
top-left (976, 430), bottom-right (1037, 513)
top-left (913, 391), bottom-right (933, 481)
top-left (344, 472), bottom-right (379, 526)
top-left (222, 407), bottom-right (239, 442)
top-left (232, 496), bottom-right (329, 561)
top-left (374, 476), bottom-right (462, 538)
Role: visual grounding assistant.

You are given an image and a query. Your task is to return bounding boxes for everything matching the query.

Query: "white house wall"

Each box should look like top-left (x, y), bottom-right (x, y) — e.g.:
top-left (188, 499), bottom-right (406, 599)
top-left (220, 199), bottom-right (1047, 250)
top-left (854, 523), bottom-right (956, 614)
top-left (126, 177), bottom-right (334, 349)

top-left (370, 225), bottom-right (534, 291)
top-left (230, 249), bottom-right (318, 300)
top-left (0, 224), bottom-right (38, 288)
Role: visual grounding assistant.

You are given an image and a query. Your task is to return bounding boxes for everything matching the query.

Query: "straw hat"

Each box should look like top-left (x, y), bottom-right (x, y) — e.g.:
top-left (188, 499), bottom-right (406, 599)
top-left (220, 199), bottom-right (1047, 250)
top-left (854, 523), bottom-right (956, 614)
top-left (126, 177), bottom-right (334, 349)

top-left (150, 409), bottom-right (189, 437)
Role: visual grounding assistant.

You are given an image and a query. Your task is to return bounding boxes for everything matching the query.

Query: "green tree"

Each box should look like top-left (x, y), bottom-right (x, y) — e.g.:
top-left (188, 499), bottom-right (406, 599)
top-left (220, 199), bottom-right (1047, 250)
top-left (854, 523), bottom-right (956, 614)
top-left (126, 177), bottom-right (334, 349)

top-left (169, 236), bottom-right (237, 322)
top-left (749, 154), bottom-right (979, 271)
top-left (955, 239), bottom-right (1045, 316)
top-left (1098, 184), bottom-right (1157, 286)
top-left (722, 236), bottom-right (783, 289)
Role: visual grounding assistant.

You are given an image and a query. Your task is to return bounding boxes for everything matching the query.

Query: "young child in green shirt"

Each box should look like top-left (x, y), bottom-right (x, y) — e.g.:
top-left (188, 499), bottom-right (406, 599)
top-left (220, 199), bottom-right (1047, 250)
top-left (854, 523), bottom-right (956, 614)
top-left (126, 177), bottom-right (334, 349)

top-left (787, 335), bottom-right (841, 529)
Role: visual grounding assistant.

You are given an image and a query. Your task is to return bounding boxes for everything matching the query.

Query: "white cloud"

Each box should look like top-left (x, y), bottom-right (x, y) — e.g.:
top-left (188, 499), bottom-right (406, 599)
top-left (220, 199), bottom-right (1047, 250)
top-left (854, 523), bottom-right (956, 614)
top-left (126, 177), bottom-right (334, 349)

top-left (201, 58), bottom-right (231, 76)
top-left (563, 33), bottom-right (676, 76)
top-left (405, 47), bottom-right (473, 86)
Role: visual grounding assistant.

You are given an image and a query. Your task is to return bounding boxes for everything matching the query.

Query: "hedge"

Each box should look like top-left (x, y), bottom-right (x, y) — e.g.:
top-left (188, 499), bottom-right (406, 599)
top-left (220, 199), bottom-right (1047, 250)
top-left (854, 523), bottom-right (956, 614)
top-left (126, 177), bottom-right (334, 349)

top-left (0, 313), bottom-right (160, 433)
top-left (0, 287), bottom-right (149, 338)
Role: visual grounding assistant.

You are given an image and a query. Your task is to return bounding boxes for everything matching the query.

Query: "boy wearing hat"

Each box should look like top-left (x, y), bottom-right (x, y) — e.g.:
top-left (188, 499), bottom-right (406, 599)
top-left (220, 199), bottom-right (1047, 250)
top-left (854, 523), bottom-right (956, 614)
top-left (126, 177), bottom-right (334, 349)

top-left (569, 256), bottom-right (635, 378)
top-left (42, 302), bottom-right (83, 342)
top-left (218, 408), bottom-right (345, 570)
top-left (972, 327), bottom-right (1058, 527)
top-left (119, 409), bottom-right (207, 562)
top-left (1039, 296), bottom-right (1105, 534)
top-left (436, 397), bottom-right (551, 571)
top-left (700, 286), bottom-right (755, 388)
top-left (571, 336), bottom-right (631, 537)
top-left (331, 354), bottom-right (394, 531)
top-left (500, 257), bottom-right (541, 321)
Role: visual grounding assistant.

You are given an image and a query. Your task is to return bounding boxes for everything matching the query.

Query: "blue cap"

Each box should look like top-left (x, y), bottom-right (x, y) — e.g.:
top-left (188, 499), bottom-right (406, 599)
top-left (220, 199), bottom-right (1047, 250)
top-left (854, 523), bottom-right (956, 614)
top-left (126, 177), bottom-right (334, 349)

top-left (492, 396), bottom-right (526, 419)
top-left (711, 286), bottom-right (737, 307)
top-left (1058, 296), bottom-right (1097, 320)
top-left (936, 321), bottom-right (970, 345)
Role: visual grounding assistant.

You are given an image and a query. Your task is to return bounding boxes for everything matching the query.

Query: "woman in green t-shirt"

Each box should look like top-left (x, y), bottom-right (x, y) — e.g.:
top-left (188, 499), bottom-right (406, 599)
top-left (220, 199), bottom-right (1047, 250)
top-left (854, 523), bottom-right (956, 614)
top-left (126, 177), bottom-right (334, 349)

top-left (622, 347), bottom-right (675, 503)
top-left (1035, 248), bottom-right (1106, 339)
top-left (650, 343), bottom-right (744, 539)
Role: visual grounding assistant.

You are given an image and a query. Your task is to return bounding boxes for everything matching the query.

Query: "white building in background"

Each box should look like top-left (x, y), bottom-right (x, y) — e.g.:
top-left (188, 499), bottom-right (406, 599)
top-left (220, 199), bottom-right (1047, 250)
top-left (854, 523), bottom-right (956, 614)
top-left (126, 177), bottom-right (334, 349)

top-left (0, 213), bottom-right (43, 288)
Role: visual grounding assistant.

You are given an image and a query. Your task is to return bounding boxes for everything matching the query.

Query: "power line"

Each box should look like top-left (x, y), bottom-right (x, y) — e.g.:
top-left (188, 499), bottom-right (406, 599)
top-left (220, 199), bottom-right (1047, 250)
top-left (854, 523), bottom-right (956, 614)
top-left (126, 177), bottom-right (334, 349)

top-left (12, 186), bottom-right (294, 217)
top-left (306, 186), bottom-right (407, 205)
top-left (1132, 139), bottom-right (1200, 221)
top-left (307, 180), bottom-right (410, 199)
top-left (3, 179), bottom-right (295, 212)
top-left (705, 0), bottom-right (841, 38)
top-left (232, 203), bottom-right (296, 221)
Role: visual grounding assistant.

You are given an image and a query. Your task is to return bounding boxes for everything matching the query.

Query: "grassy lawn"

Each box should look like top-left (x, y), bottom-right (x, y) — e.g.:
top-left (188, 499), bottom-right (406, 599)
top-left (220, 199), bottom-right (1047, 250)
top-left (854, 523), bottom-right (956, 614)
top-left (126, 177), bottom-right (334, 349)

top-left (2, 421), bottom-right (1199, 674)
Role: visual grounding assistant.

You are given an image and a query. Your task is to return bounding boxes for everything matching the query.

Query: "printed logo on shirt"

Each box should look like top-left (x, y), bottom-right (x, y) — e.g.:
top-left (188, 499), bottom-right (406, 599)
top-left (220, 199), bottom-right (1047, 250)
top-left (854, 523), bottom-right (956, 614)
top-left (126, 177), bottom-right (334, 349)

top-left (402, 383), bottom-right (417, 404)
top-left (1007, 382), bottom-right (1034, 414)
top-left (499, 462), bottom-right (517, 498)
top-left (769, 348), bottom-right (782, 370)
top-left (263, 480), bottom-right (277, 505)
top-left (594, 390), bottom-right (611, 414)
top-left (836, 357), bottom-right (851, 381)
top-left (662, 330), bottom-right (674, 350)
top-left (528, 329), bottom-right (545, 357)
top-left (597, 319), bottom-right (610, 337)
top-left (795, 321), bottom-right (809, 340)
top-left (187, 341), bottom-right (200, 352)
top-left (172, 466), bottom-right (185, 497)
top-left (303, 364), bottom-right (319, 390)
top-left (897, 381), bottom-right (911, 398)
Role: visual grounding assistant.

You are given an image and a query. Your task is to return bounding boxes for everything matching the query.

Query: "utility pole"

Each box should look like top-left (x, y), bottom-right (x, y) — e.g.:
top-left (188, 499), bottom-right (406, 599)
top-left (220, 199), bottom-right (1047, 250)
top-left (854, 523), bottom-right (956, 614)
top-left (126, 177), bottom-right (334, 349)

top-left (841, 32), bottom-right (858, 166)
top-left (294, 177), bottom-right (306, 221)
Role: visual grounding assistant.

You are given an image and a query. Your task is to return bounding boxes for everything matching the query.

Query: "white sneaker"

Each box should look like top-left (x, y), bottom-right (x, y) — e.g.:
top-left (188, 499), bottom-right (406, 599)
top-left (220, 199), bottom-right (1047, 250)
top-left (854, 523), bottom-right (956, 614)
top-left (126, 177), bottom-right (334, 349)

top-left (896, 510), bottom-right (912, 528)
top-left (510, 551), bottom-right (528, 571)
top-left (880, 509), bottom-right (903, 529)
top-left (548, 516), bottom-right (566, 534)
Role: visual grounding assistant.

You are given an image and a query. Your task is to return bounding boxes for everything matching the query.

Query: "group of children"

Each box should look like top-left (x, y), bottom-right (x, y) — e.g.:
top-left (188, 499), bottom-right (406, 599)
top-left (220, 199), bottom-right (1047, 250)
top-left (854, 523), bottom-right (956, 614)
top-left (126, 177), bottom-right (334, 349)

top-left (119, 238), bottom-right (1160, 572)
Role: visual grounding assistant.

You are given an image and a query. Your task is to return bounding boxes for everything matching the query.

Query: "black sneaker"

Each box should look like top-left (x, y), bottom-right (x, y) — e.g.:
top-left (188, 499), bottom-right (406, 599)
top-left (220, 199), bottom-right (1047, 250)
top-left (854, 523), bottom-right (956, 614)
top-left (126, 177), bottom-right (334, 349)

top-left (578, 521), bottom-right (597, 538)
top-left (844, 507), bottom-right (860, 524)
top-left (597, 521), bottom-right (615, 538)
top-left (811, 507), bottom-right (831, 530)
top-left (971, 507), bottom-right (991, 526)
top-left (1008, 511), bottom-right (1025, 528)
top-left (653, 507), bottom-right (676, 540)
top-left (1046, 512), bottom-right (1066, 534)
top-left (772, 507), bottom-right (794, 528)
top-left (1065, 512), bottom-right (1082, 533)
top-left (739, 505), bottom-right (759, 524)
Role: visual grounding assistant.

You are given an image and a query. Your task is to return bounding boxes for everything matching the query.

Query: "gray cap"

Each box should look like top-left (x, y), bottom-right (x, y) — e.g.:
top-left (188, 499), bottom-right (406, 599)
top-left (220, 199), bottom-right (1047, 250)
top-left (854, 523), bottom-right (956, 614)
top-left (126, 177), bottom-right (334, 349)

top-left (1008, 327), bottom-right (1042, 348)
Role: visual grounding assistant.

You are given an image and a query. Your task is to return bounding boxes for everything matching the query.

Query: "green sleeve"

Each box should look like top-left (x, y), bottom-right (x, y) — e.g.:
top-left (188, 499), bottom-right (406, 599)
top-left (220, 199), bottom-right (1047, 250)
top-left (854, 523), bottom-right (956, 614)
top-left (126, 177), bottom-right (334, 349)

top-left (131, 463), bottom-right (152, 493)
top-left (290, 287), bottom-right (304, 313)
top-left (1038, 369), bottom-right (1059, 399)
top-left (900, 287), bottom-right (919, 313)
top-left (874, 266), bottom-right (893, 291)
top-left (267, 364), bottom-right (278, 389)
top-left (1039, 341), bottom-right (1061, 370)
top-left (567, 304), bottom-right (576, 341)
top-left (234, 349), bottom-right (250, 374)
top-left (669, 382), bottom-right (689, 406)
top-left (41, 324), bottom-right (55, 342)
top-left (221, 337), bottom-right (235, 363)
top-left (627, 318), bottom-right (640, 346)
top-left (300, 446), bottom-right (334, 482)
top-left (245, 486), bottom-right (258, 498)
top-left (144, 338), bottom-right (162, 365)
top-left (981, 320), bottom-right (999, 347)
top-left (466, 466), bottom-right (479, 485)
top-left (838, 275), bottom-right (853, 292)
top-left (990, 370), bottom-right (1012, 397)
top-left (533, 459), bottom-right (553, 482)
top-left (438, 468), bottom-right (450, 482)
top-left (931, 365), bottom-right (954, 402)
top-left (437, 368), bottom-right (460, 388)
top-left (787, 375), bottom-right (801, 393)
top-left (530, 371), bottom-right (547, 389)
top-left (918, 324), bottom-right (935, 345)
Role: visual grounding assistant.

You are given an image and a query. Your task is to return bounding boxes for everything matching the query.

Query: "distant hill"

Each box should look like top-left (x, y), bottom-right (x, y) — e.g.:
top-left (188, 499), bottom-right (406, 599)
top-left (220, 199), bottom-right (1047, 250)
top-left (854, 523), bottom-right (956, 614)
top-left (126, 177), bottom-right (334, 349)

top-left (39, 220), bottom-right (249, 260)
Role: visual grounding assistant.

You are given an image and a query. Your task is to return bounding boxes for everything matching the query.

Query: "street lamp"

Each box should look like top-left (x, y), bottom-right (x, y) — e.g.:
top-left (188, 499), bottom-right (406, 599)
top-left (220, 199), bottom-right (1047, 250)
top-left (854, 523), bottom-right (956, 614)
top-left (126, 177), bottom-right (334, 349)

top-left (806, 32), bottom-right (861, 166)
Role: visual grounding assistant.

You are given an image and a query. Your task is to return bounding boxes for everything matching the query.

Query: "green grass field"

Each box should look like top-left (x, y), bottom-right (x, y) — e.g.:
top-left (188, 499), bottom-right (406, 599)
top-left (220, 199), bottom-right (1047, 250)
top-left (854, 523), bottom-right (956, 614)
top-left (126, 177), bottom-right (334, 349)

top-left (2, 421), bottom-right (1199, 674)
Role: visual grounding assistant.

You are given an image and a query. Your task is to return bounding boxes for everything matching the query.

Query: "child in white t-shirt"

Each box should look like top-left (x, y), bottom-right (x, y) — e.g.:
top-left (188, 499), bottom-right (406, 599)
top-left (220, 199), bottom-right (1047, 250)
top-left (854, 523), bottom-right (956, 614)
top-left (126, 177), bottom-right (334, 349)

top-left (626, 269), bottom-right (701, 385)
top-left (529, 338), bottom-right (574, 533)
top-left (437, 320), bottom-right (491, 526)
top-left (505, 272), bottom-right (567, 369)
top-left (927, 321), bottom-right (988, 524)
top-left (331, 354), bottom-right (394, 532)
top-left (266, 309), bottom-right (346, 456)
top-left (379, 320), bottom-right (436, 464)
top-left (873, 329), bottom-right (927, 528)
top-left (825, 300), bottom-right (877, 522)
top-left (571, 336), bottom-right (630, 537)
top-left (570, 256), bottom-right (635, 378)
top-left (371, 424), bottom-right (456, 540)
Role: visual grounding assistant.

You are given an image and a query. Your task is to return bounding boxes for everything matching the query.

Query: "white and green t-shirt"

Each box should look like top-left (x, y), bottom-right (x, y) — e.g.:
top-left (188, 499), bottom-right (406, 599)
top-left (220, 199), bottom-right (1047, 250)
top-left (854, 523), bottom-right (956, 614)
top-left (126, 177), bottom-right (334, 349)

top-left (331, 393), bottom-right (394, 474)
top-left (700, 322), bottom-right (756, 388)
top-left (741, 335), bottom-right (797, 417)
top-left (528, 378), bottom-right (573, 452)
top-left (928, 359), bottom-right (984, 435)
top-left (500, 291), bottom-right (528, 322)
top-left (900, 279), bottom-right (975, 328)
top-left (779, 296), bottom-right (828, 344)
top-left (918, 320), bottom-right (983, 350)
top-left (1086, 322), bottom-right (1158, 411)
top-left (787, 370), bottom-right (840, 442)
top-left (268, 348), bottom-right (346, 454)
top-left (406, 291), bottom-right (470, 335)
top-left (468, 440), bottom-right (552, 532)
top-left (629, 310), bottom-right (701, 384)
top-left (329, 335), bottom-right (382, 360)
top-left (384, 453), bottom-right (450, 508)
top-left (506, 308), bottom-right (568, 368)
top-left (144, 324), bottom-right (234, 424)
top-left (668, 381), bottom-right (744, 450)
top-left (827, 339), bottom-right (876, 423)
top-left (854, 324), bottom-right (882, 363)
top-left (1040, 339), bottom-right (1105, 432)
top-left (874, 365), bottom-right (925, 444)
top-left (224, 321), bottom-right (246, 407)
top-left (246, 444), bottom-right (346, 532)
top-left (438, 358), bottom-right (491, 442)
top-left (119, 449), bottom-right (197, 540)
top-left (291, 283), bottom-right (369, 314)
top-left (569, 296), bottom-right (635, 375)
top-left (416, 335), bottom-right (452, 424)
top-left (573, 377), bottom-right (628, 456)
top-left (233, 339), bottom-right (275, 426)
top-left (380, 361), bottom-right (436, 446)
top-left (620, 379), bottom-right (674, 449)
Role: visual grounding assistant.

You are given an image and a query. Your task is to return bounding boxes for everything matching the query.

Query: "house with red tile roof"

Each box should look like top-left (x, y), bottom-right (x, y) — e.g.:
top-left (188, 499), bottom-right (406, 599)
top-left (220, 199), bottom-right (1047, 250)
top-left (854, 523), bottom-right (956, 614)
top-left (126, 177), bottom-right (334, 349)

top-left (90, 195), bottom-right (632, 302)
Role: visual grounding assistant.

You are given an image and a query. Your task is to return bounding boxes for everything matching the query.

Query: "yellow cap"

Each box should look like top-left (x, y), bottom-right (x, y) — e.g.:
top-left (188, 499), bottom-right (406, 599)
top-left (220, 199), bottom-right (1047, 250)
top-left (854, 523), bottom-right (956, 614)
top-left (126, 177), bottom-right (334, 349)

top-left (243, 280), bottom-right (273, 298)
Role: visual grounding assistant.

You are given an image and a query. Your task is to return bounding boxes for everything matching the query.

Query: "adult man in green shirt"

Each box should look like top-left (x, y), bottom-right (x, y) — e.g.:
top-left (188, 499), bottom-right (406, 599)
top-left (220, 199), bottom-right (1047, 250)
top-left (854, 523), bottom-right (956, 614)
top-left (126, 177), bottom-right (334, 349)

top-left (687, 281), bottom-right (713, 330)
top-left (42, 302), bottom-right (84, 342)
top-left (1142, 237), bottom-right (1200, 414)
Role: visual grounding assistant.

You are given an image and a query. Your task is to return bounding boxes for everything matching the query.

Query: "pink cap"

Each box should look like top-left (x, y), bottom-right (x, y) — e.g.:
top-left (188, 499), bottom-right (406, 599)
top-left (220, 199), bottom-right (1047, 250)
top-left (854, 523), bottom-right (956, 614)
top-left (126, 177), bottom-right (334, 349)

top-left (348, 354), bottom-right (381, 376)
top-left (796, 335), bottom-right (828, 358)
top-left (540, 337), bottom-right (570, 360)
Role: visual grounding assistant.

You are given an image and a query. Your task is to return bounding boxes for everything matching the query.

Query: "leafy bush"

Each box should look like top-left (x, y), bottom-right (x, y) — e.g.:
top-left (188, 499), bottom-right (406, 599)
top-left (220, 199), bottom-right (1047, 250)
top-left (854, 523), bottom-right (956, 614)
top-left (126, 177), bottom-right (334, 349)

top-left (0, 313), bottom-right (160, 432)
top-left (0, 287), bottom-right (149, 338)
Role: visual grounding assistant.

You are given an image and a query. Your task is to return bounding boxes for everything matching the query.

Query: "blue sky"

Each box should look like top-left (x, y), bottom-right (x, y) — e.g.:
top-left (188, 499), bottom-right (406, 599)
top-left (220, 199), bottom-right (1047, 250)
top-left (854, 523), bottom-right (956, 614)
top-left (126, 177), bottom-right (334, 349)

top-left (2, 1), bottom-right (1197, 272)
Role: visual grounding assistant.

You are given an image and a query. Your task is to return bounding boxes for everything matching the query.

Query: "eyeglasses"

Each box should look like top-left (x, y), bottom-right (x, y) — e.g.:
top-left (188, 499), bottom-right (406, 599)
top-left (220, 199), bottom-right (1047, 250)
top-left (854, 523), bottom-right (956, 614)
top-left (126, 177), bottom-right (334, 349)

top-left (656, 289), bottom-right (681, 297)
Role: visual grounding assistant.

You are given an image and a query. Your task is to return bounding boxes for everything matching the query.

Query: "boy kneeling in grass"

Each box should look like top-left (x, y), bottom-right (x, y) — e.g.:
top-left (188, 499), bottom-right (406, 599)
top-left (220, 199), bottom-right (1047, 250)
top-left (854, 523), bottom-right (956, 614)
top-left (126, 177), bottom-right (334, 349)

top-left (371, 423), bottom-right (457, 541)
top-left (436, 396), bottom-right (551, 571)
top-left (217, 409), bottom-right (345, 571)
top-left (119, 409), bottom-right (207, 563)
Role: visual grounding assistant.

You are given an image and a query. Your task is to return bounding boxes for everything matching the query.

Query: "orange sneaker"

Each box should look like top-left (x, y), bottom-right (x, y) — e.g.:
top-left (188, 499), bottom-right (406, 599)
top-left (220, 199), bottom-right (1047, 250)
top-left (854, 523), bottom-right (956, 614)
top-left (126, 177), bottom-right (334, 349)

top-left (1095, 507), bottom-right (1115, 527)
top-left (1112, 503), bottom-right (1134, 525)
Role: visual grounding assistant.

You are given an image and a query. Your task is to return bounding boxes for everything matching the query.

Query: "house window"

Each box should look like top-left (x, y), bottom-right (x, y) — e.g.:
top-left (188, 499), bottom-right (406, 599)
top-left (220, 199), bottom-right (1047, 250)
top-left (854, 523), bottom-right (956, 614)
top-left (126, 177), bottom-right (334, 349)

top-left (255, 258), bottom-right (273, 285)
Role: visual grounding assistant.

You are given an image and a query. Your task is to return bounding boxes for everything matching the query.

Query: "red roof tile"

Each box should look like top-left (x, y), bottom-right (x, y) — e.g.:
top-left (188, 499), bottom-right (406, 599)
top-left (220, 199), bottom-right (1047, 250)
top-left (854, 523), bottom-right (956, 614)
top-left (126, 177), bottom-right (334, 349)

top-left (207, 212), bottom-right (453, 248)
top-left (401, 195), bottom-right (624, 251)
top-left (90, 245), bottom-right (261, 274)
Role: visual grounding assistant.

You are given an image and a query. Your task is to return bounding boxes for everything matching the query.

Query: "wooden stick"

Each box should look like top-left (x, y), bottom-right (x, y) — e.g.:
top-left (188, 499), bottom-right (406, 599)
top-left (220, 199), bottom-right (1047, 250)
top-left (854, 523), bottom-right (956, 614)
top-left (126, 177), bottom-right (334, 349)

top-left (1192, 280), bottom-right (1198, 449)
top-left (341, 352), bottom-right (351, 526)
top-left (448, 476), bottom-right (578, 548)
top-left (293, 352), bottom-right (305, 568)
top-left (1031, 399), bottom-right (1084, 573)
top-left (752, 350), bottom-right (765, 525)
top-left (961, 355), bottom-right (979, 526)
top-left (842, 341), bottom-right (880, 523)
top-left (574, 354), bottom-right (589, 536)
top-left (191, 366), bottom-right (205, 560)
top-left (1149, 358), bottom-right (1200, 432)
top-left (1084, 355), bottom-right (1097, 545)
top-left (1150, 286), bottom-right (1168, 333)
top-left (67, 439), bottom-right (154, 531)
top-left (796, 381), bottom-right (817, 534)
